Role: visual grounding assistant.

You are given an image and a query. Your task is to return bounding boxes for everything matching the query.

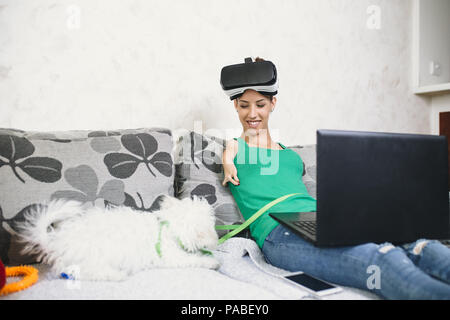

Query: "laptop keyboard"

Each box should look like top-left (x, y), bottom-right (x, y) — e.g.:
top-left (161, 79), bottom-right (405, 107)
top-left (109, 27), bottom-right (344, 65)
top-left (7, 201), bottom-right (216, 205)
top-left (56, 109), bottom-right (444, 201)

top-left (292, 221), bottom-right (316, 235)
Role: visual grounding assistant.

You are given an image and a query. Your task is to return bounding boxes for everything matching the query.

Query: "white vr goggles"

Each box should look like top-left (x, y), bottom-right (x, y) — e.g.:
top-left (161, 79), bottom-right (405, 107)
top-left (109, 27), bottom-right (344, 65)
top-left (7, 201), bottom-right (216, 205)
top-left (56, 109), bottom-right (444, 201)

top-left (220, 57), bottom-right (278, 100)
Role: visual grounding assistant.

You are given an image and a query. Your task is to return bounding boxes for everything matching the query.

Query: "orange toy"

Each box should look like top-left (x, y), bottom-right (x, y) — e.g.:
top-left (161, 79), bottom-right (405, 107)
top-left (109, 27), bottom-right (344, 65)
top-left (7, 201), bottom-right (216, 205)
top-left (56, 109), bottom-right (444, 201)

top-left (0, 265), bottom-right (39, 296)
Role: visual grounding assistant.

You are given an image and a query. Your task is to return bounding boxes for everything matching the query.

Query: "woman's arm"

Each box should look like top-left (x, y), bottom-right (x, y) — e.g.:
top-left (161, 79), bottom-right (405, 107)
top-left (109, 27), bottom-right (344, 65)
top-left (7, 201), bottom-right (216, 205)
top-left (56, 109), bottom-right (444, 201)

top-left (222, 139), bottom-right (240, 186)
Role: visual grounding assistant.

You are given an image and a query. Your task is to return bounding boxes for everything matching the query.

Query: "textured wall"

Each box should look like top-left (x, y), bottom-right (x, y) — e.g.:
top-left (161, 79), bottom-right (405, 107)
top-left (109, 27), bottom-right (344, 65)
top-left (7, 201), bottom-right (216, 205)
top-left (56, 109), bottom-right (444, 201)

top-left (0, 0), bottom-right (431, 145)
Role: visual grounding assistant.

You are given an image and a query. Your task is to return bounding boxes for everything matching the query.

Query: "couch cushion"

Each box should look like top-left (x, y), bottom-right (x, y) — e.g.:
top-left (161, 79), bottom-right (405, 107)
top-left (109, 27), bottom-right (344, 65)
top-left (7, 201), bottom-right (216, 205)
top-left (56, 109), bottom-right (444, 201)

top-left (173, 131), bottom-right (246, 237)
top-left (288, 144), bottom-right (317, 199)
top-left (0, 127), bottom-right (174, 265)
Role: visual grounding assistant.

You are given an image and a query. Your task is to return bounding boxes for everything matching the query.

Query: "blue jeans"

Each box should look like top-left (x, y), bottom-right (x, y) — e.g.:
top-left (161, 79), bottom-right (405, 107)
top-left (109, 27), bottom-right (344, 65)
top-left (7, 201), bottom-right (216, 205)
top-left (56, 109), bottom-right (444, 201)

top-left (262, 224), bottom-right (450, 300)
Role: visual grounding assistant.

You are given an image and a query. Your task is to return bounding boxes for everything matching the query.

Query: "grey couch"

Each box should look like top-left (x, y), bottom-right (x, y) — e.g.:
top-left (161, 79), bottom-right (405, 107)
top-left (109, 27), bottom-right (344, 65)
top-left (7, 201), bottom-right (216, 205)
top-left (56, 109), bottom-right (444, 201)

top-left (0, 127), bottom-right (378, 300)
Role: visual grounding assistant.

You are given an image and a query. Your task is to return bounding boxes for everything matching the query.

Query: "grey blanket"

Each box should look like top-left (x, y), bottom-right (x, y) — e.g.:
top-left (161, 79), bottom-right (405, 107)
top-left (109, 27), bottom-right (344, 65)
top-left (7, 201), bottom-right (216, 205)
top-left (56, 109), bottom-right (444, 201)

top-left (215, 237), bottom-right (379, 300)
top-left (1, 238), bottom-right (378, 300)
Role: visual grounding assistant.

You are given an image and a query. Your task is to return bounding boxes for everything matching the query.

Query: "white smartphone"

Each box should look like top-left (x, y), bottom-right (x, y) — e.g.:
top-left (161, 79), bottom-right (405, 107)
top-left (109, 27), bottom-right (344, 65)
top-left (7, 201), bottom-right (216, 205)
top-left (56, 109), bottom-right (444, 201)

top-left (283, 272), bottom-right (343, 297)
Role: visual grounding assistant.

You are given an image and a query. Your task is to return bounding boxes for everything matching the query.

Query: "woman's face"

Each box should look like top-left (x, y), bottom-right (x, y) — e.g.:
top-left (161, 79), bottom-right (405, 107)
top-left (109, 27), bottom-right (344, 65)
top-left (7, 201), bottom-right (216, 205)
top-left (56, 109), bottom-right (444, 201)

top-left (234, 89), bottom-right (276, 137)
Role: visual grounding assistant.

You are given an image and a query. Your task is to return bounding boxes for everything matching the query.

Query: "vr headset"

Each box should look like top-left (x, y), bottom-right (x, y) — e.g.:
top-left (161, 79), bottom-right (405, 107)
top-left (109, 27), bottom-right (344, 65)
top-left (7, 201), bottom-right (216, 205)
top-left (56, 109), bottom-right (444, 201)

top-left (220, 57), bottom-right (278, 100)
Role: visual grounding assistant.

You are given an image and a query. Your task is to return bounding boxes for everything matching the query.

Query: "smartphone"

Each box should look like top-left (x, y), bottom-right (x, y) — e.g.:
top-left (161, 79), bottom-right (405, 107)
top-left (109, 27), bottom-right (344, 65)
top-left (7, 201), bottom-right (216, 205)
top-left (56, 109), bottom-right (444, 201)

top-left (283, 272), bottom-right (343, 297)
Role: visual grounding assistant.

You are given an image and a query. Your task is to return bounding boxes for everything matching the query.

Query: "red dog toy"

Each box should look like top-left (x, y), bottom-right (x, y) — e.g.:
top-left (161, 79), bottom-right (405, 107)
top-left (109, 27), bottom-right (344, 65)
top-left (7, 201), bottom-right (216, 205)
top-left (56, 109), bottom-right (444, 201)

top-left (0, 260), bottom-right (5, 290)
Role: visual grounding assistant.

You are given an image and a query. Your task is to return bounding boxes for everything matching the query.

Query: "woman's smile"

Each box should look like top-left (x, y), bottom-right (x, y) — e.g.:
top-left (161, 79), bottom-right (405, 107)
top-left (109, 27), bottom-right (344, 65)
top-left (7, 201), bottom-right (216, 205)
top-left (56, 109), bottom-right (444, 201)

top-left (247, 120), bottom-right (261, 128)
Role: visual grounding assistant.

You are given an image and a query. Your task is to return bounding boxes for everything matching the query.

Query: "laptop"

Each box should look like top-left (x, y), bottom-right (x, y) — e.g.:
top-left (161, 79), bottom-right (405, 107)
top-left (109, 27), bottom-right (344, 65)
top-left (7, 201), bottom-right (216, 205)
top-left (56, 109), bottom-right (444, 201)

top-left (270, 129), bottom-right (450, 246)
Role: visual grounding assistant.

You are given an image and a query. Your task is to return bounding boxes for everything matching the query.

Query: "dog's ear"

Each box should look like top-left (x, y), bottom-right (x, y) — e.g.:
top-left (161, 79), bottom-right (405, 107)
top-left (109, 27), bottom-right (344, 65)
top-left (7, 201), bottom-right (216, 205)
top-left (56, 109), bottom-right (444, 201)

top-left (169, 196), bottom-right (218, 252)
top-left (158, 195), bottom-right (181, 210)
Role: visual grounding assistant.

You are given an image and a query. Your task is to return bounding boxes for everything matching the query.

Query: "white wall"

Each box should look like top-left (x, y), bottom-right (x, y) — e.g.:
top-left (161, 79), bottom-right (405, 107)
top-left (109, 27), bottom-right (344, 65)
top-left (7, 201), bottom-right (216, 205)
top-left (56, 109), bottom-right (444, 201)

top-left (0, 0), bottom-right (431, 146)
top-left (418, 0), bottom-right (450, 86)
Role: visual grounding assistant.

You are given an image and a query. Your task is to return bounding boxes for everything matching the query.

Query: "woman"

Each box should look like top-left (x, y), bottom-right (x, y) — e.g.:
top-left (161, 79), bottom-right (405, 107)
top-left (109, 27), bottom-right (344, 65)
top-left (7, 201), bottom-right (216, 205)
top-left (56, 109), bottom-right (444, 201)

top-left (221, 57), bottom-right (450, 299)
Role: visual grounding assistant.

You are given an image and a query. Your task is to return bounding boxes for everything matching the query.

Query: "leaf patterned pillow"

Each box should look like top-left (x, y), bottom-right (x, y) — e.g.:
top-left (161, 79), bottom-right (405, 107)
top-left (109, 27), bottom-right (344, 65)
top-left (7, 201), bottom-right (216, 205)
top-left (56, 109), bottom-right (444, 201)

top-left (0, 127), bottom-right (174, 265)
top-left (173, 131), bottom-right (247, 237)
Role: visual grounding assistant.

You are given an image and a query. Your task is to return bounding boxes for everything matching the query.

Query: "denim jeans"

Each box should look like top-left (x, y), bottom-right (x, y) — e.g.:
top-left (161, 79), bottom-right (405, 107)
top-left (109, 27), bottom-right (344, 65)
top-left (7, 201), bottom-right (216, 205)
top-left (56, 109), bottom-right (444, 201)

top-left (262, 224), bottom-right (450, 300)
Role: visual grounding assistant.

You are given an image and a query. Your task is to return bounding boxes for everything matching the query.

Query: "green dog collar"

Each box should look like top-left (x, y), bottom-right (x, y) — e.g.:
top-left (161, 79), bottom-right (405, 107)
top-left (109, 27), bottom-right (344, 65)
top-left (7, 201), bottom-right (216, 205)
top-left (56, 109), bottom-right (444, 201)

top-left (155, 220), bottom-right (213, 258)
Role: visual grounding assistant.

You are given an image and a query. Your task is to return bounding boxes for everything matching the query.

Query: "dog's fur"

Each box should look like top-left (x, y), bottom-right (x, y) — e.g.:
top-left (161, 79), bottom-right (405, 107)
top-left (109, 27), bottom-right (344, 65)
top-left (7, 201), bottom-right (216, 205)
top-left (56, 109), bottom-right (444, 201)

top-left (16, 195), bottom-right (220, 281)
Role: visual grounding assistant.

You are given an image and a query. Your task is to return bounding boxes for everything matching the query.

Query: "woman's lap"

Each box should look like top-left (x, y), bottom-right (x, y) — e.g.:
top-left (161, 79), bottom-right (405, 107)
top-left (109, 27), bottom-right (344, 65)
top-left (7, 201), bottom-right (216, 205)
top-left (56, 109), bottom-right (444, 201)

top-left (261, 224), bottom-right (379, 290)
top-left (261, 224), bottom-right (450, 299)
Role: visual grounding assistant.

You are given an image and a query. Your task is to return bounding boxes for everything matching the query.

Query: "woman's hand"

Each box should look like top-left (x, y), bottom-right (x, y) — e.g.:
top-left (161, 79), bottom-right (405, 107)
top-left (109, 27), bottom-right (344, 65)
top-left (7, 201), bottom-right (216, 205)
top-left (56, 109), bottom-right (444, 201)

top-left (222, 139), bottom-right (240, 186)
top-left (222, 163), bottom-right (240, 186)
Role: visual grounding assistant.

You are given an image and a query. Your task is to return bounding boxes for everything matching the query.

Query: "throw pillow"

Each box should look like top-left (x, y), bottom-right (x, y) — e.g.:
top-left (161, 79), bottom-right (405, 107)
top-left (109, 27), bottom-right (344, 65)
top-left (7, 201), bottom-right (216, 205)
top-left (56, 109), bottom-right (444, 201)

top-left (173, 131), bottom-right (246, 237)
top-left (0, 127), bottom-right (174, 265)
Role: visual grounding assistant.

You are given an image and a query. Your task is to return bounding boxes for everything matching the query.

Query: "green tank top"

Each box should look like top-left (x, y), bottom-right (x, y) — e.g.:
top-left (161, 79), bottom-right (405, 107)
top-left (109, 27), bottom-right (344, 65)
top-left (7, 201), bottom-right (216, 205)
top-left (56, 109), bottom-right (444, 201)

top-left (228, 137), bottom-right (317, 248)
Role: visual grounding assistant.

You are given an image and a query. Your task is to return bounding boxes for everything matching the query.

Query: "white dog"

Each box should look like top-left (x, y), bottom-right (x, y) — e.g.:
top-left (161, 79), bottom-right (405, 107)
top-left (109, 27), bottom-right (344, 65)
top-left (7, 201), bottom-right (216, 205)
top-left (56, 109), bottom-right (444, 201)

top-left (16, 195), bottom-right (220, 281)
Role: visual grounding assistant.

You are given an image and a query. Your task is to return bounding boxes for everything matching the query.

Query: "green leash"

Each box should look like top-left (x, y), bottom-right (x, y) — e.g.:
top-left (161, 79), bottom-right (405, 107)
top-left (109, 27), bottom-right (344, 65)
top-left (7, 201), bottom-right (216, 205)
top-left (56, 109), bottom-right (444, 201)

top-left (155, 192), bottom-right (303, 257)
top-left (216, 192), bottom-right (304, 245)
top-left (155, 220), bottom-right (169, 258)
